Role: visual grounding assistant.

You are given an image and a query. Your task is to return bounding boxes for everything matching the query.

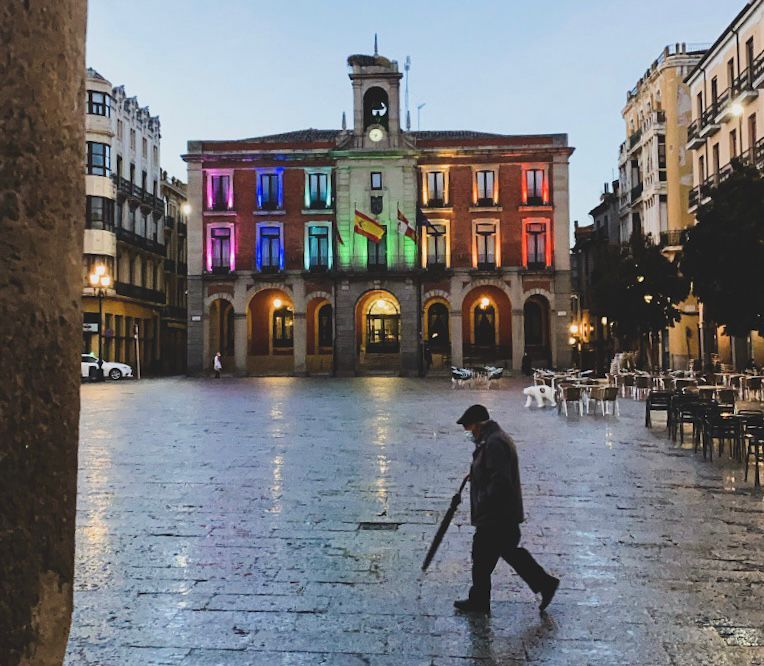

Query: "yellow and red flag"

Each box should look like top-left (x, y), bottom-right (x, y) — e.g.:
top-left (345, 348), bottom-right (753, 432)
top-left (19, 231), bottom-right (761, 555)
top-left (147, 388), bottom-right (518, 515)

top-left (354, 209), bottom-right (385, 243)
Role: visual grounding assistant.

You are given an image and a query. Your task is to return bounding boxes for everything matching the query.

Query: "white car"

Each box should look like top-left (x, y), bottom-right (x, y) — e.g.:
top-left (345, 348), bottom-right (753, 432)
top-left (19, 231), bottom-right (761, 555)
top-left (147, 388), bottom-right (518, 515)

top-left (80, 353), bottom-right (134, 380)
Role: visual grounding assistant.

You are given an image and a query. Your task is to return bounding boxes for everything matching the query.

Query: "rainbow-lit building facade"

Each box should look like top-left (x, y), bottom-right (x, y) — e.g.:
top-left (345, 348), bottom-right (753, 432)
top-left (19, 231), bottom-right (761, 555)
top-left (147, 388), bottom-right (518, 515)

top-left (183, 52), bottom-right (574, 376)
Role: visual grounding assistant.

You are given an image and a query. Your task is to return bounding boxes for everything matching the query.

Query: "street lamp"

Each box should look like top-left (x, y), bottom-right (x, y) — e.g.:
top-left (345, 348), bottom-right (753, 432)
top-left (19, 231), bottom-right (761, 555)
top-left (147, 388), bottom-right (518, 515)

top-left (643, 294), bottom-right (653, 304)
top-left (181, 202), bottom-right (192, 216)
top-left (88, 264), bottom-right (111, 381)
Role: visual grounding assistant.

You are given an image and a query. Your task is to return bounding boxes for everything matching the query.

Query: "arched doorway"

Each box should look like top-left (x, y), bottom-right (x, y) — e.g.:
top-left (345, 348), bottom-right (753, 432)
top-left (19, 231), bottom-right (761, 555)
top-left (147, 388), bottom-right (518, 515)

top-left (247, 288), bottom-right (294, 375)
top-left (424, 299), bottom-right (450, 369)
top-left (306, 296), bottom-right (333, 375)
top-left (208, 298), bottom-right (234, 369)
top-left (356, 290), bottom-right (401, 374)
top-left (462, 286), bottom-right (511, 366)
top-left (524, 295), bottom-right (551, 366)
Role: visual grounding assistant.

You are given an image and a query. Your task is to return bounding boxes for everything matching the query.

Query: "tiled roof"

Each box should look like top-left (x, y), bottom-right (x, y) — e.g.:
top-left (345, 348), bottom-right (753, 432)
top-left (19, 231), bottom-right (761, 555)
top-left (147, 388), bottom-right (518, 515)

top-left (239, 129), bottom-right (341, 143)
top-left (409, 130), bottom-right (508, 140)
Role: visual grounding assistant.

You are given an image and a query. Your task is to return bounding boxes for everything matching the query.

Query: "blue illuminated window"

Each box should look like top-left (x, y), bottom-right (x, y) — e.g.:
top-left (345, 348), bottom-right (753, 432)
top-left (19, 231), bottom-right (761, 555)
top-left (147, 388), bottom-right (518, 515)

top-left (259, 173), bottom-right (281, 210)
top-left (308, 173), bottom-right (329, 209)
top-left (258, 225), bottom-right (282, 272)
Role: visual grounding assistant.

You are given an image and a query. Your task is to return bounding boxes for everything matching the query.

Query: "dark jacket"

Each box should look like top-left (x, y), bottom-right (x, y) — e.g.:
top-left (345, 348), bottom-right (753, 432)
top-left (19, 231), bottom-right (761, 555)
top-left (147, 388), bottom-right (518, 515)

top-left (469, 420), bottom-right (524, 527)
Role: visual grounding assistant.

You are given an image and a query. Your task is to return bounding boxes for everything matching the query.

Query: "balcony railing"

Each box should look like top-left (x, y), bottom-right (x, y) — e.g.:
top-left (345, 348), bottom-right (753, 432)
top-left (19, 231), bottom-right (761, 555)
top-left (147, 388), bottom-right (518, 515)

top-left (629, 129), bottom-right (642, 149)
top-left (754, 49), bottom-right (764, 84)
top-left (474, 262), bottom-right (497, 272)
top-left (659, 230), bottom-right (684, 247)
top-left (523, 196), bottom-right (552, 207)
top-left (163, 305), bottom-right (187, 320)
top-left (425, 198), bottom-right (445, 208)
top-left (207, 265), bottom-right (232, 276)
top-left (630, 182), bottom-right (643, 201)
top-left (164, 215), bottom-right (175, 229)
top-left (177, 221), bottom-right (187, 236)
top-left (115, 281), bottom-right (164, 304)
top-left (115, 227), bottom-right (165, 255)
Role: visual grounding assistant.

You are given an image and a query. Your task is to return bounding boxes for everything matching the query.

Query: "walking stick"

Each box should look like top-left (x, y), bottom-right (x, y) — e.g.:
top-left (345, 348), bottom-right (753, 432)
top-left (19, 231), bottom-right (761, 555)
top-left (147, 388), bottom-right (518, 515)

top-left (421, 473), bottom-right (470, 571)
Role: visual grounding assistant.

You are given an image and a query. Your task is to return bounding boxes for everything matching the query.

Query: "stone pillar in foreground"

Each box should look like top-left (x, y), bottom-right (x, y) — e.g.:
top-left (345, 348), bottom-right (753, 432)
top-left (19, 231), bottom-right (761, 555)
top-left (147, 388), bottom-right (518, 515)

top-left (0, 2), bottom-right (86, 664)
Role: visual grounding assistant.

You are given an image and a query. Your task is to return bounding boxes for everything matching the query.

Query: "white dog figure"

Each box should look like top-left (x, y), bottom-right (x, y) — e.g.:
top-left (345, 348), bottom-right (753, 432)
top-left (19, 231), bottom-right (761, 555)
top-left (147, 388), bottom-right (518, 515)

top-left (523, 385), bottom-right (557, 409)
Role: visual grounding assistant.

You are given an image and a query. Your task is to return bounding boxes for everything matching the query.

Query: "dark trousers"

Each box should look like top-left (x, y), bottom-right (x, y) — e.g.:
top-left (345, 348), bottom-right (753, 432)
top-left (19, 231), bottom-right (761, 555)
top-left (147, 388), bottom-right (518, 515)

top-left (469, 523), bottom-right (552, 604)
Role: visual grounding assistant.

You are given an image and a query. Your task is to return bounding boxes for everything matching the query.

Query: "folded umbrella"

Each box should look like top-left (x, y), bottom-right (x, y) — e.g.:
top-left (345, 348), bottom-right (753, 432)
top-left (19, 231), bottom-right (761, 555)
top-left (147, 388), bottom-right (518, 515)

top-left (421, 474), bottom-right (470, 572)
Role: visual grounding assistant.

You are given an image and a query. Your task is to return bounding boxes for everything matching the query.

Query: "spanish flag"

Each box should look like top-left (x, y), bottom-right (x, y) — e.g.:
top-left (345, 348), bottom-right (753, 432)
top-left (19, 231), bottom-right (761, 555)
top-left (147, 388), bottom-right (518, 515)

top-left (354, 209), bottom-right (385, 243)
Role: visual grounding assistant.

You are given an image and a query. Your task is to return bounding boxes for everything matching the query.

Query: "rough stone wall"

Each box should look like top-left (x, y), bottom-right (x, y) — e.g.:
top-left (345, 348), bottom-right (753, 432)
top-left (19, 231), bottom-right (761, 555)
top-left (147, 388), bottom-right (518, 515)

top-left (0, 2), bottom-right (87, 664)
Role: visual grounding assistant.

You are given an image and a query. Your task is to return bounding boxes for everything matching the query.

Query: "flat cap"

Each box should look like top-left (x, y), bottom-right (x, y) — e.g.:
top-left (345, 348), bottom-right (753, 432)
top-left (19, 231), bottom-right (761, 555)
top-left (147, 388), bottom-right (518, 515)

top-left (456, 404), bottom-right (490, 425)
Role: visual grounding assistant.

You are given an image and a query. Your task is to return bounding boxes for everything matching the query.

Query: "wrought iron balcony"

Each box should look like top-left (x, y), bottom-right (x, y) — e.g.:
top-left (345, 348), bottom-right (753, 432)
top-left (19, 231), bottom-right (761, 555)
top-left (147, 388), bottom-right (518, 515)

top-left (164, 215), bottom-right (175, 229)
top-left (115, 227), bottom-right (165, 255)
top-left (630, 182), bottom-right (643, 201)
top-left (659, 230), bottom-right (684, 247)
top-left (114, 281), bottom-right (164, 304)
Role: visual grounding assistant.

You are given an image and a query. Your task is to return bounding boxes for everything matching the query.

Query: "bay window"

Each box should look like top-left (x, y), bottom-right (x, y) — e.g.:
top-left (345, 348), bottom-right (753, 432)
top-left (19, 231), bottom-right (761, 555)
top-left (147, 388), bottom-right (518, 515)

top-left (87, 91), bottom-right (110, 116)
top-left (86, 142), bottom-right (110, 176)
top-left (85, 196), bottom-right (114, 230)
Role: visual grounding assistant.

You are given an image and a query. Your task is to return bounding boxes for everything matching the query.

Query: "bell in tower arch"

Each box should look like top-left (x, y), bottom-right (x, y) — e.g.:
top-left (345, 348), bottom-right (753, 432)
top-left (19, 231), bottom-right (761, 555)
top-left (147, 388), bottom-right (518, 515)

top-left (364, 87), bottom-right (389, 131)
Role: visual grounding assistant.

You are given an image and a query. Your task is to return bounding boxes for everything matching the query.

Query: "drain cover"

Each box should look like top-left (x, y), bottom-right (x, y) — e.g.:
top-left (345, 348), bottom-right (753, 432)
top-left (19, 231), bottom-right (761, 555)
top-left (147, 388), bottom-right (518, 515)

top-left (358, 522), bottom-right (400, 531)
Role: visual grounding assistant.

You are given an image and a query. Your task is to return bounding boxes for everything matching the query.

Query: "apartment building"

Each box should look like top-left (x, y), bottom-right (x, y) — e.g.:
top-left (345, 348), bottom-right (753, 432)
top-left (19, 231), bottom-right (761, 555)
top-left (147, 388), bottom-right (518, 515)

top-left (686, 0), bottom-right (764, 366)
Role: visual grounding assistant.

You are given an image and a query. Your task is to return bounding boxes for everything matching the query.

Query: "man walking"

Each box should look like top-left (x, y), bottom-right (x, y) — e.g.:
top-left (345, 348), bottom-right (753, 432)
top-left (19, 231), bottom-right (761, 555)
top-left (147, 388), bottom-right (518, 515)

top-left (213, 352), bottom-right (222, 379)
top-left (454, 404), bottom-right (559, 614)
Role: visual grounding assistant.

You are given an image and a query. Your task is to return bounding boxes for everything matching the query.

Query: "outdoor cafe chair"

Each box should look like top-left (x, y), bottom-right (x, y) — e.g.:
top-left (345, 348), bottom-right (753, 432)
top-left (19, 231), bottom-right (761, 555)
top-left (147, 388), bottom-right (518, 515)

top-left (620, 374), bottom-right (635, 399)
top-left (716, 388), bottom-right (736, 412)
top-left (701, 404), bottom-right (740, 461)
top-left (634, 375), bottom-right (652, 400)
top-left (744, 377), bottom-right (762, 401)
top-left (588, 386), bottom-right (619, 416)
top-left (645, 390), bottom-right (671, 428)
top-left (560, 385), bottom-right (584, 417)
top-left (744, 423), bottom-right (764, 488)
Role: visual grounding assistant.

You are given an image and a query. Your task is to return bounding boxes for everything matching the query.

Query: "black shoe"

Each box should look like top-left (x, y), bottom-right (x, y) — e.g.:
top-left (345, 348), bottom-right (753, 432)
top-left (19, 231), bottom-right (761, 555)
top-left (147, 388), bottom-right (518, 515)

top-left (454, 599), bottom-right (490, 614)
top-left (539, 576), bottom-right (559, 613)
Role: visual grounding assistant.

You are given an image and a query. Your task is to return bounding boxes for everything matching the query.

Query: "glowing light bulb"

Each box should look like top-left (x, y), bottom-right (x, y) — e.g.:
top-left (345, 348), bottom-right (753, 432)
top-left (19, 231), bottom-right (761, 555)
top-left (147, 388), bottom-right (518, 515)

top-left (569, 323), bottom-right (579, 334)
top-left (731, 102), bottom-right (744, 118)
top-left (644, 294), bottom-right (653, 303)
top-left (480, 297), bottom-right (490, 308)
top-left (273, 298), bottom-right (282, 309)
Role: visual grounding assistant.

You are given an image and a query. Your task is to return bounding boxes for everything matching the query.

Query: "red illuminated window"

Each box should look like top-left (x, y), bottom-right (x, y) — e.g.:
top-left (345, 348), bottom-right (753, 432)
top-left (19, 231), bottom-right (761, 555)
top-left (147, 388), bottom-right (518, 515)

top-left (523, 221), bottom-right (550, 269)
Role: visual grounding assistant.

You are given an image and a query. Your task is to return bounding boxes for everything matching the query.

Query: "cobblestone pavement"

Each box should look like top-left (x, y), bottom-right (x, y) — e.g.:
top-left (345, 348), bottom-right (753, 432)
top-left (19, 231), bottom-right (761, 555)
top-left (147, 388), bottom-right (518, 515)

top-left (65, 377), bottom-right (764, 665)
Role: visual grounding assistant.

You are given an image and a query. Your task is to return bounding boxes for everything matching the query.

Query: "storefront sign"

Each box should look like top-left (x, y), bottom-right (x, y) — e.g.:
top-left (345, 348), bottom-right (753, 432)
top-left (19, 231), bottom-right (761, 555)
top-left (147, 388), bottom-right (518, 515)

top-left (82, 323), bottom-right (99, 333)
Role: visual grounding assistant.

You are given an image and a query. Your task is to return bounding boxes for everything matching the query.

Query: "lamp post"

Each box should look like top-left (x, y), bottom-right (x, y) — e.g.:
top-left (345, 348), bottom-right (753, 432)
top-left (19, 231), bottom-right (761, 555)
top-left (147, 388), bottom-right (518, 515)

top-left (88, 264), bottom-right (111, 381)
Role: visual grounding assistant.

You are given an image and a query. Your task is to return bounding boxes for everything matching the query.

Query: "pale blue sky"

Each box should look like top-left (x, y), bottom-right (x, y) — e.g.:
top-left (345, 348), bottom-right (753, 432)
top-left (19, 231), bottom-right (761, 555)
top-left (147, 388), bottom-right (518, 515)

top-left (87, 0), bottom-right (739, 226)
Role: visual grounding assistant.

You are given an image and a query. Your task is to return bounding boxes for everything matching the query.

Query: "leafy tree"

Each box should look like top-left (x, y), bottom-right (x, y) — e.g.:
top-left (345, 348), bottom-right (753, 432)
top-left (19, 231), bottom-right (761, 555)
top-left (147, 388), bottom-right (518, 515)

top-left (681, 161), bottom-right (764, 339)
top-left (591, 232), bottom-right (689, 367)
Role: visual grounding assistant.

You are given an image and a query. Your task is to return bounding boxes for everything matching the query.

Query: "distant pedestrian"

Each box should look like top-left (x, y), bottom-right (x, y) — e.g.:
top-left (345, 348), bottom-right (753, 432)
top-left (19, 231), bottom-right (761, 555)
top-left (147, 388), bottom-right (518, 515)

top-left (521, 352), bottom-right (532, 376)
top-left (213, 352), bottom-right (222, 379)
top-left (454, 404), bottom-right (559, 615)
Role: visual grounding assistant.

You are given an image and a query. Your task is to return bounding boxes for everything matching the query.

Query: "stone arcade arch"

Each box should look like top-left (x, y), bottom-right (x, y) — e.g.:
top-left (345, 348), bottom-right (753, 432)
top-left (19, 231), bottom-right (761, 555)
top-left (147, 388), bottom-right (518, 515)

top-left (208, 298), bottom-right (235, 370)
top-left (306, 291), bottom-right (334, 375)
top-left (355, 289), bottom-right (402, 374)
top-left (461, 285), bottom-right (512, 367)
top-left (524, 293), bottom-right (552, 367)
top-left (247, 287), bottom-right (295, 375)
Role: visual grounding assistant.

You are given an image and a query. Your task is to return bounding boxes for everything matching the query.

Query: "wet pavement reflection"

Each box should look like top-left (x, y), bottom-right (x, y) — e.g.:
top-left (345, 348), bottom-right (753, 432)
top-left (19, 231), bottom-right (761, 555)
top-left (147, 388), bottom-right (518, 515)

top-left (65, 377), bottom-right (764, 664)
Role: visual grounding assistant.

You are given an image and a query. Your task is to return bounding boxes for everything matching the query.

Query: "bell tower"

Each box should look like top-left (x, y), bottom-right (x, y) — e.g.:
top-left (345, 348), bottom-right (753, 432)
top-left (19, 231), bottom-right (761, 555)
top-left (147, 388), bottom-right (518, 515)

top-left (347, 52), bottom-right (403, 149)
